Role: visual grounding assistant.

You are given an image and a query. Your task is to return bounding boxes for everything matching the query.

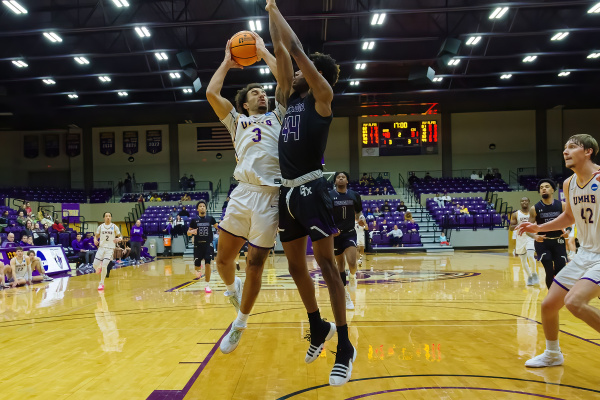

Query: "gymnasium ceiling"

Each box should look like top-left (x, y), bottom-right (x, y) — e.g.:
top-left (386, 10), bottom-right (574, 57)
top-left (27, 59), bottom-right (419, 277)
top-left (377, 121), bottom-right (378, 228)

top-left (1, 0), bottom-right (600, 130)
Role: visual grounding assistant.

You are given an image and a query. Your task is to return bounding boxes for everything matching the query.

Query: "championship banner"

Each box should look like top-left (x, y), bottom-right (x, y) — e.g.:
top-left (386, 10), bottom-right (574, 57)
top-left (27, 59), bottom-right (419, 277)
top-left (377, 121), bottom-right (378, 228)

top-left (44, 134), bottom-right (60, 158)
top-left (146, 130), bottom-right (162, 154)
top-left (0, 246), bottom-right (70, 275)
top-left (66, 133), bottom-right (81, 157)
top-left (100, 132), bottom-right (115, 155)
top-left (24, 135), bottom-right (39, 158)
top-left (123, 131), bottom-right (139, 155)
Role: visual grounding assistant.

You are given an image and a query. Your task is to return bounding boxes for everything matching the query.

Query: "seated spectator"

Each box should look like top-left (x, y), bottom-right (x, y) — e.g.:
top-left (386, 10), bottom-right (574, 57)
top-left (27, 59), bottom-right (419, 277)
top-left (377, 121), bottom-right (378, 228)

top-left (441, 192), bottom-right (452, 206)
top-left (17, 211), bottom-right (27, 227)
top-left (149, 193), bottom-right (162, 202)
top-left (381, 201), bottom-right (391, 212)
top-left (365, 208), bottom-right (375, 221)
top-left (405, 212), bottom-right (419, 233)
top-left (486, 200), bottom-right (495, 210)
top-left (83, 232), bottom-right (98, 264)
top-left (423, 172), bottom-right (433, 182)
top-left (484, 169), bottom-right (495, 181)
top-left (32, 222), bottom-right (48, 246)
top-left (460, 205), bottom-right (469, 214)
top-left (453, 204), bottom-right (462, 214)
top-left (163, 216), bottom-right (174, 234)
top-left (367, 174), bottom-right (375, 187)
top-left (172, 215), bottom-right (185, 236)
top-left (181, 193), bottom-right (191, 201)
top-left (374, 187), bottom-right (380, 195)
top-left (375, 173), bottom-right (384, 184)
top-left (470, 171), bottom-right (479, 180)
top-left (162, 192), bottom-right (169, 200)
top-left (19, 234), bottom-right (29, 247)
top-left (369, 221), bottom-right (379, 237)
top-left (114, 238), bottom-right (131, 263)
top-left (493, 168), bottom-right (502, 180)
top-left (52, 219), bottom-right (66, 233)
top-left (27, 235), bottom-right (33, 246)
top-left (21, 219), bottom-right (33, 239)
top-left (170, 207), bottom-right (178, 220)
top-left (478, 170), bottom-right (484, 179)
top-left (1, 232), bottom-right (17, 248)
top-left (359, 173), bottom-right (369, 186)
top-left (72, 233), bottom-right (88, 264)
top-left (0, 210), bottom-right (9, 231)
top-left (368, 188), bottom-right (373, 195)
top-left (382, 187), bottom-right (388, 195)
top-left (137, 194), bottom-right (145, 203)
top-left (41, 213), bottom-right (53, 227)
top-left (180, 174), bottom-right (189, 191)
top-left (397, 201), bottom-right (408, 213)
top-left (407, 172), bottom-right (418, 186)
top-left (440, 232), bottom-right (450, 246)
top-left (27, 250), bottom-right (53, 281)
top-left (188, 175), bottom-right (196, 190)
top-left (178, 206), bottom-right (190, 217)
top-left (386, 225), bottom-right (403, 247)
top-left (373, 207), bottom-right (383, 217)
top-left (381, 219), bottom-right (389, 232)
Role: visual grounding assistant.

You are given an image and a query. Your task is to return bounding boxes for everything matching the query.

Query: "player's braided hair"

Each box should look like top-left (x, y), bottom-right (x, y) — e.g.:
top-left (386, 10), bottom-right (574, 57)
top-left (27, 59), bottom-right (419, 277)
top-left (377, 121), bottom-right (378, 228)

top-left (309, 52), bottom-right (340, 87)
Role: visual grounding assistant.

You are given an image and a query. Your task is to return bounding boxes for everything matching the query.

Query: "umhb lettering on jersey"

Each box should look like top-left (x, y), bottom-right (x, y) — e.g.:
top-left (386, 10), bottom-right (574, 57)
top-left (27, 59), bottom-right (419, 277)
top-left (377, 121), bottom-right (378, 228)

top-left (572, 194), bottom-right (597, 205)
top-left (569, 176), bottom-right (600, 252)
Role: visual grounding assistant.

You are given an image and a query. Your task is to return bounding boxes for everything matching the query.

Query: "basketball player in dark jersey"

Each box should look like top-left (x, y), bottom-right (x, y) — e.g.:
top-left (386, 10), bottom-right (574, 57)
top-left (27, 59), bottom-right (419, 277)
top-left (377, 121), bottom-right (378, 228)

top-left (528, 179), bottom-right (568, 289)
top-left (267, 0), bottom-right (355, 386)
top-left (329, 172), bottom-right (367, 310)
top-left (187, 200), bottom-right (218, 293)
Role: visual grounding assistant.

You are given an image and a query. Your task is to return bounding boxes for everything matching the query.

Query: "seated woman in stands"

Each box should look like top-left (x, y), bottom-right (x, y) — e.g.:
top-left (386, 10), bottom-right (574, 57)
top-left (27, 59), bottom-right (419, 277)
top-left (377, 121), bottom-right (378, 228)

top-left (405, 212), bottom-right (419, 233)
top-left (365, 208), bottom-right (374, 221)
top-left (137, 194), bottom-right (145, 203)
top-left (386, 225), bottom-right (403, 247)
top-left (172, 215), bottom-right (185, 236)
top-left (163, 216), bottom-right (173, 234)
top-left (380, 219), bottom-right (389, 232)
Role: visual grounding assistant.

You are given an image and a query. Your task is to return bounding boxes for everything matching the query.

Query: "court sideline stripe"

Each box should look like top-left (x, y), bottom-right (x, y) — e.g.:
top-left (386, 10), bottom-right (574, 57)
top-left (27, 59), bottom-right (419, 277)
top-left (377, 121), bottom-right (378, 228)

top-left (345, 387), bottom-right (565, 399)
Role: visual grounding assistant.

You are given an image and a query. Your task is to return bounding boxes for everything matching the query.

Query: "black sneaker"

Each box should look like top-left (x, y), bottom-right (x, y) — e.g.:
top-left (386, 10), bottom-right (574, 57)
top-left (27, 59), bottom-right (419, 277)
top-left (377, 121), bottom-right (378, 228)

top-left (305, 320), bottom-right (336, 363)
top-left (329, 345), bottom-right (357, 386)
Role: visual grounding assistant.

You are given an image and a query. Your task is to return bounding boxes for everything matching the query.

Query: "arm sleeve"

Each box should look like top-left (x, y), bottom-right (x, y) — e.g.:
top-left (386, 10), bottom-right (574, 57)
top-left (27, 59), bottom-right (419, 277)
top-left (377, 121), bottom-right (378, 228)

top-left (210, 217), bottom-right (217, 225)
top-left (220, 107), bottom-right (240, 140)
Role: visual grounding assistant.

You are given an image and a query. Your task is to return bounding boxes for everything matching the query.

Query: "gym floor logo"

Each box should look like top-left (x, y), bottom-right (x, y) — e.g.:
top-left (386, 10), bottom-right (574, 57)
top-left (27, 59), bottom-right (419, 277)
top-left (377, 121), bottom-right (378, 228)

top-left (308, 269), bottom-right (480, 285)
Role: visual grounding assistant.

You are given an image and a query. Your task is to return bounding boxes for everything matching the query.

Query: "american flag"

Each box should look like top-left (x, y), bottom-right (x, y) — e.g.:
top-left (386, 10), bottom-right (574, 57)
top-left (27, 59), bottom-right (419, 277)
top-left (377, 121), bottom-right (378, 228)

top-left (196, 126), bottom-right (234, 151)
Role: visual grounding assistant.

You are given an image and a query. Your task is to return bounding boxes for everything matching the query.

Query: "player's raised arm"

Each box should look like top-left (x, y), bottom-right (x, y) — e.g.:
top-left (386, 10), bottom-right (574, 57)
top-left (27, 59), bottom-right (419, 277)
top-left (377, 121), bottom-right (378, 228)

top-left (267, 14), bottom-right (293, 107)
top-left (266, 0), bottom-right (334, 116)
top-left (206, 40), bottom-right (242, 120)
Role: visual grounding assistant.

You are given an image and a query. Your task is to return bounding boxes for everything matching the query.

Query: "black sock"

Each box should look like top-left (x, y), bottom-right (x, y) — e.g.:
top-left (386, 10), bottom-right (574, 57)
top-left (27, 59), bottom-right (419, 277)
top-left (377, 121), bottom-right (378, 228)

top-left (340, 271), bottom-right (347, 286)
top-left (308, 309), bottom-right (322, 326)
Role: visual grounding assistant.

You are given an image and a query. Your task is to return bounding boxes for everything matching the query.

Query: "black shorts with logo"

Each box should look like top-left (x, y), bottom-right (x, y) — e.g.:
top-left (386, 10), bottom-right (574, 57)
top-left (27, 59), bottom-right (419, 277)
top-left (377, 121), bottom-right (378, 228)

top-left (279, 177), bottom-right (338, 243)
top-left (194, 242), bottom-right (214, 267)
top-left (334, 230), bottom-right (358, 256)
top-left (534, 237), bottom-right (567, 269)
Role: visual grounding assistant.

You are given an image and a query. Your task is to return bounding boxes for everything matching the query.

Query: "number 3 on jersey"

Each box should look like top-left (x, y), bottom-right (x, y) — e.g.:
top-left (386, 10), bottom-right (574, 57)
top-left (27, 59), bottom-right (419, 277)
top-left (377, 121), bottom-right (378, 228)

top-left (282, 115), bottom-right (300, 142)
top-left (252, 127), bottom-right (261, 143)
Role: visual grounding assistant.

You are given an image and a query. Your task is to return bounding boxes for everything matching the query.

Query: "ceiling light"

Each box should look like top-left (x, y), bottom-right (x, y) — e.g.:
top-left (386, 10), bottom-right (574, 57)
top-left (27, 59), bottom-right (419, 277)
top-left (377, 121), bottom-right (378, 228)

top-left (155, 52), bottom-right (168, 60)
top-left (259, 68), bottom-right (269, 74)
top-left (558, 71), bottom-right (571, 77)
top-left (183, 88), bottom-right (193, 93)
top-left (42, 79), bottom-right (56, 85)
top-left (43, 32), bottom-right (63, 43)
top-left (12, 60), bottom-right (28, 68)
top-left (74, 56), bottom-right (90, 65)
top-left (489, 7), bottom-right (509, 19)
top-left (98, 76), bottom-right (111, 82)
top-left (500, 74), bottom-right (512, 79)
top-left (588, 2), bottom-right (600, 13)
top-left (349, 80), bottom-right (360, 86)
top-left (551, 32), bottom-right (569, 41)
top-left (432, 77), bottom-right (443, 82)
top-left (265, 85), bottom-right (273, 90)
top-left (362, 41), bottom-right (375, 50)
top-left (111, 0), bottom-right (129, 7)
top-left (118, 91), bottom-right (128, 97)
top-left (135, 27), bottom-right (151, 38)
top-left (588, 52), bottom-right (600, 59)
top-left (249, 20), bottom-right (262, 32)
top-left (169, 72), bottom-right (181, 79)
top-left (2, 1), bottom-right (28, 14)
top-left (448, 58), bottom-right (460, 66)
top-left (522, 55), bottom-right (537, 63)
top-left (371, 13), bottom-right (386, 25)
top-left (355, 63), bottom-right (366, 70)
top-left (466, 36), bottom-right (481, 46)
top-left (68, 93), bottom-right (78, 99)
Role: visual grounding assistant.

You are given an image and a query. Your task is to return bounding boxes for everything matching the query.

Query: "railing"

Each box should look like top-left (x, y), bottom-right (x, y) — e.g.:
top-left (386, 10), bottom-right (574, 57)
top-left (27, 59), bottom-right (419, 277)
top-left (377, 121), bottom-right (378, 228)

top-left (509, 170), bottom-right (521, 189)
top-left (209, 179), bottom-right (222, 213)
top-left (451, 169), bottom-right (488, 179)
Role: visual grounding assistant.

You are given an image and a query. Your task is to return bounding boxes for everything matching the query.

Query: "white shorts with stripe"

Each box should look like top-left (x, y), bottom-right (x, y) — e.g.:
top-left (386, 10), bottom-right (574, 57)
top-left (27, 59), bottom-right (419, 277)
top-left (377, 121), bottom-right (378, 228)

top-left (554, 247), bottom-right (600, 290)
top-left (94, 247), bottom-right (114, 264)
top-left (219, 182), bottom-right (279, 249)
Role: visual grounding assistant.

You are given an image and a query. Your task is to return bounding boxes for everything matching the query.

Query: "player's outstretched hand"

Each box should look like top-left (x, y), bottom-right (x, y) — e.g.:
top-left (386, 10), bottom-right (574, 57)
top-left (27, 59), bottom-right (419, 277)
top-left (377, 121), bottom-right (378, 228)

top-left (265, 0), bottom-right (277, 12)
top-left (516, 221), bottom-right (539, 236)
top-left (224, 39), bottom-right (243, 69)
top-left (249, 31), bottom-right (267, 62)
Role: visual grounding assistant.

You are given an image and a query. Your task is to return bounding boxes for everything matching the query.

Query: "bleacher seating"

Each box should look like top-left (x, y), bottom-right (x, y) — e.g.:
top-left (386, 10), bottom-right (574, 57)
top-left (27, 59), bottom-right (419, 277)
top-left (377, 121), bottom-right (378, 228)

top-left (362, 199), bottom-right (422, 248)
top-left (518, 175), bottom-right (566, 191)
top-left (120, 191), bottom-right (210, 203)
top-left (411, 178), bottom-right (510, 200)
top-left (0, 187), bottom-right (86, 203)
top-left (139, 205), bottom-right (200, 234)
top-left (348, 179), bottom-right (396, 196)
top-left (425, 196), bottom-right (504, 229)
top-left (90, 188), bottom-right (112, 203)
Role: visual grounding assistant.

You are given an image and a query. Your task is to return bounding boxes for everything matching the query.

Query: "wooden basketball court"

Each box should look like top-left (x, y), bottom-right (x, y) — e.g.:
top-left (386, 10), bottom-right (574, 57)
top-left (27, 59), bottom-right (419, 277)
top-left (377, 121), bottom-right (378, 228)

top-left (1, 251), bottom-right (599, 399)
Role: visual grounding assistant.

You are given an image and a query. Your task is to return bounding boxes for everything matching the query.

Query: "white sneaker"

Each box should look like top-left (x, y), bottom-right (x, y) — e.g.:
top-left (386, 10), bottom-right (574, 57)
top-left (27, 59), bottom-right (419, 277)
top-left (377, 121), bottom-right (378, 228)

top-left (525, 350), bottom-right (564, 368)
top-left (329, 346), bottom-right (358, 386)
top-left (220, 322), bottom-right (246, 354)
top-left (345, 290), bottom-right (355, 310)
top-left (225, 276), bottom-right (243, 313)
top-left (532, 273), bottom-right (540, 285)
top-left (42, 275), bottom-right (54, 282)
top-left (527, 275), bottom-right (533, 286)
top-left (348, 274), bottom-right (357, 286)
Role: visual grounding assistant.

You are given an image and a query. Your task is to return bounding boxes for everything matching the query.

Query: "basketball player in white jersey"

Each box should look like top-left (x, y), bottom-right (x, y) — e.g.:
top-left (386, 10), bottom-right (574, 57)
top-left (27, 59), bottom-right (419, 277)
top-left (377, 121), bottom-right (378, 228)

top-left (206, 30), bottom-right (293, 354)
top-left (355, 220), bottom-right (366, 269)
top-left (93, 212), bottom-right (122, 291)
top-left (509, 197), bottom-right (539, 285)
top-left (518, 134), bottom-right (600, 368)
top-left (5, 247), bottom-right (33, 287)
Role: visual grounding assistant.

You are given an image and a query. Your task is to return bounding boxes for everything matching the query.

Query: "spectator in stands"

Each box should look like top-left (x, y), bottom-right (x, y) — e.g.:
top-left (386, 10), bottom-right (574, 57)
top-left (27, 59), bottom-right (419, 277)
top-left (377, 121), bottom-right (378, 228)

top-left (161, 192), bottom-right (169, 200)
top-left (368, 188), bottom-right (373, 195)
top-left (172, 215), bottom-right (185, 236)
top-left (0, 210), bottom-right (8, 231)
top-left (460, 204), bottom-right (470, 214)
top-left (2, 232), bottom-right (16, 248)
top-left (222, 196), bottom-right (230, 210)
top-left (375, 173), bottom-right (384, 184)
top-left (130, 220), bottom-right (144, 265)
top-left (493, 168), bottom-right (502, 180)
top-left (380, 219), bottom-right (390, 232)
top-left (72, 233), bottom-right (87, 264)
top-left (137, 194), bottom-right (145, 203)
top-left (178, 206), bottom-right (190, 217)
top-left (478, 170), bottom-right (484, 179)
top-left (26, 236), bottom-right (33, 246)
top-left (382, 187), bottom-right (388, 195)
top-left (360, 173), bottom-right (369, 186)
top-left (163, 216), bottom-right (173, 234)
top-left (181, 193), bottom-right (191, 201)
top-left (439, 232), bottom-right (450, 246)
top-left (188, 175), bottom-right (196, 190)
top-left (453, 204), bottom-right (462, 214)
top-left (387, 225), bottom-right (403, 247)
top-left (441, 191), bottom-right (452, 206)
top-left (52, 219), bottom-right (66, 233)
top-left (24, 202), bottom-right (32, 214)
top-left (367, 174), bottom-right (375, 187)
top-left (424, 172), bottom-right (433, 182)
top-left (83, 232), bottom-right (97, 264)
top-left (405, 212), bottom-right (419, 233)
top-left (470, 171), bottom-right (479, 180)
top-left (373, 207), bottom-right (383, 217)
top-left (19, 234), bottom-right (29, 247)
top-left (484, 169), bottom-right (495, 181)
top-left (180, 174), bottom-right (189, 191)
top-left (32, 222), bottom-right (48, 245)
top-left (17, 211), bottom-right (27, 227)
top-left (397, 201), bottom-right (408, 213)
top-left (408, 172), bottom-right (418, 186)
top-left (149, 193), bottom-right (162, 202)
top-left (365, 208), bottom-right (374, 221)
top-left (381, 201), bottom-right (391, 212)
top-left (374, 187), bottom-right (380, 195)
top-left (41, 213), bottom-right (53, 227)
top-left (486, 200), bottom-right (495, 210)
top-left (169, 207), bottom-right (178, 220)
top-left (21, 220), bottom-right (33, 239)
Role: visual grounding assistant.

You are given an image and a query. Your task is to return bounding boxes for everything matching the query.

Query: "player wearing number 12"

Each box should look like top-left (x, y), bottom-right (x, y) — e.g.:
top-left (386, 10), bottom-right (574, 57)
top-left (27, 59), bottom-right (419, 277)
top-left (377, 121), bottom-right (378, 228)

top-left (518, 134), bottom-right (600, 368)
top-left (206, 31), bottom-right (293, 354)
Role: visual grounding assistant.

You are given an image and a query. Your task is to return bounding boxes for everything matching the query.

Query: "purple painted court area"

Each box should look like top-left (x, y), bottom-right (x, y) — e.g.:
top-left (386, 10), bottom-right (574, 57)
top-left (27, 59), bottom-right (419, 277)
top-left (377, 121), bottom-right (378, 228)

top-left (146, 324), bottom-right (231, 400)
top-left (344, 387), bottom-right (566, 399)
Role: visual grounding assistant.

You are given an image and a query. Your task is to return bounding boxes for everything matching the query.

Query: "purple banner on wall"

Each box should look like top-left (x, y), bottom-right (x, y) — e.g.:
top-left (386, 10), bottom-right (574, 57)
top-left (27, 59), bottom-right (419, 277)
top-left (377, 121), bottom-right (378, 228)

top-left (44, 134), bottom-right (60, 158)
top-left (100, 132), bottom-right (115, 156)
top-left (123, 131), bottom-right (138, 155)
top-left (66, 133), bottom-right (81, 157)
top-left (24, 135), bottom-right (39, 159)
top-left (146, 130), bottom-right (162, 154)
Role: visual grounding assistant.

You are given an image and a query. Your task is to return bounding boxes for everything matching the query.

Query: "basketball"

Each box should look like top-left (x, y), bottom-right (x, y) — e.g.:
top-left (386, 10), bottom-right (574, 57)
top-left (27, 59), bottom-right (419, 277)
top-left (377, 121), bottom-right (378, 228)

top-left (230, 31), bottom-right (257, 66)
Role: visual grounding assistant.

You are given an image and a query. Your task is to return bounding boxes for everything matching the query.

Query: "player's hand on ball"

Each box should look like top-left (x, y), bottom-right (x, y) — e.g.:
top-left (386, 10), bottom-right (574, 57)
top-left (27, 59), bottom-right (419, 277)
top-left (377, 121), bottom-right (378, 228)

top-left (224, 39), bottom-right (243, 69)
top-left (249, 32), bottom-right (267, 61)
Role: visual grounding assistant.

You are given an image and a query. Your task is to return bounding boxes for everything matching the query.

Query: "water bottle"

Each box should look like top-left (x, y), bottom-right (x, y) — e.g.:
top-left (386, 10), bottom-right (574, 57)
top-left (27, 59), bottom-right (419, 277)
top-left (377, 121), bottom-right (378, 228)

top-left (50, 236), bottom-right (55, 245)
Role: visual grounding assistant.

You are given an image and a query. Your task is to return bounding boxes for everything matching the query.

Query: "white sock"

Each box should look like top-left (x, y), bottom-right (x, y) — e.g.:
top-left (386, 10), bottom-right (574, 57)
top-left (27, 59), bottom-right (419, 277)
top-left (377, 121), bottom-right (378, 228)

top-left (350, 273), bottom-right (356, 279)
top-left (519, 254), bottom-right (532, 277)
top-left (235, 311), bottom-right (249, 327)
top-left (546, 339), bottom-right (560, 352)
top-left (226, 283), bottom-right (236, 293)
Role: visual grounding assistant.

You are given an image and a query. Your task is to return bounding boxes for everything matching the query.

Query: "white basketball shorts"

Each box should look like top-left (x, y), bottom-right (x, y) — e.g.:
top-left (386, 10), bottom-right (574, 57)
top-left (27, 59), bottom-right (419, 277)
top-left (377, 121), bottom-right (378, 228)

top-left (554, 247), bottom-right (600, 290)
top-left (94, 247), bottom-right (114, 264)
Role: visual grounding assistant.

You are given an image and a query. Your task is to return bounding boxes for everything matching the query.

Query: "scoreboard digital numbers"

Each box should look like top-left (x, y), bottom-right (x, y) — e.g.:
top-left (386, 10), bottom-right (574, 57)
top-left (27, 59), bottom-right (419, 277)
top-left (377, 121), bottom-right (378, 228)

top-left (362, 120), bottom-right (439, 156)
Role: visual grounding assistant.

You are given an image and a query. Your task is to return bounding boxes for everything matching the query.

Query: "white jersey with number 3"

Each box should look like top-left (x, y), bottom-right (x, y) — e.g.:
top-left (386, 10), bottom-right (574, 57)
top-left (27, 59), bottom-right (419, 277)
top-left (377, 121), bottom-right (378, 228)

top-left (568, 174), bottom-right (600, 253)
top-left (221, 103), bottom-right (285, 187)
top-left (96, 223), bottom-right (121, 250)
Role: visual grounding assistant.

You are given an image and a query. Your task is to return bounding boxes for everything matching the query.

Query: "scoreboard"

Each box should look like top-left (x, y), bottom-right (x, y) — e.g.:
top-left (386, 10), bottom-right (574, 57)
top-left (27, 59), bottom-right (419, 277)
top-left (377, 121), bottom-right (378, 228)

top-left (361, 120), bottom-right (439, 156)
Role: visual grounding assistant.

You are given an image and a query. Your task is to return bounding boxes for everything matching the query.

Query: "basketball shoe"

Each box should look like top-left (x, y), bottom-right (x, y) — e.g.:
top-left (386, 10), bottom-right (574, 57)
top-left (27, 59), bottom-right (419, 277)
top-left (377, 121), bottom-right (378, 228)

top-left (305, 321), bottom-right (336, 363)
top-left (97, 284), bottom-right (104, 291)
top-left (527, 276), bottom-right (533, 286)
top-left (345, 290), bottom-right (355, 310)
top-left (532, 273), bottom-right (540, 285)
top-left (329, 345), bottom-right (357, 386)
top-left (224, 276), bottom-right (242, 312)
top-left (220, 321), bottom-right (246, 354)
top-left (525, 350), bottom-right (564, 367)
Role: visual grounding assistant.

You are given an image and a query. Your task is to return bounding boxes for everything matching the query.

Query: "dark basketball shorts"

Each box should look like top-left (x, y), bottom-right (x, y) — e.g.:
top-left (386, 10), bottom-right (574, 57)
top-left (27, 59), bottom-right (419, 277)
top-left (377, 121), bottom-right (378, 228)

top-left (194, 242), bottom-right (214, 267)
top-left (334, 230), bottom-right (358, 256)
top-left (534, 237), bottom-right (567, 266)
top-left (279, 177), bottom-right (338, 243)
